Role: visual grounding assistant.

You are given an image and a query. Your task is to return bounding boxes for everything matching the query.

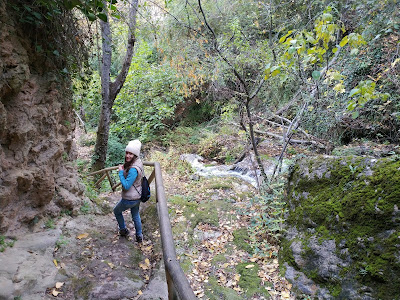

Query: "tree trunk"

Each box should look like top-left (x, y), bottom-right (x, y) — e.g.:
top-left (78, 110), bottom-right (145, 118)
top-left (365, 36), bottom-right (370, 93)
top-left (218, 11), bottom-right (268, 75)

top-left (92, 0), bottom-right (139, 172)
top-left (245, 98), bottom-right (268, 183)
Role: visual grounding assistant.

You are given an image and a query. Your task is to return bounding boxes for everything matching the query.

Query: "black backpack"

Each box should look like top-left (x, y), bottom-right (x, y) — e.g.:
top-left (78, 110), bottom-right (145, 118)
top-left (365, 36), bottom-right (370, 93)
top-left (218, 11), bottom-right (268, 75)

top-left (133, 167), bottom-right (151, 202)
top-left (140, 176), bottom-right (151, 202)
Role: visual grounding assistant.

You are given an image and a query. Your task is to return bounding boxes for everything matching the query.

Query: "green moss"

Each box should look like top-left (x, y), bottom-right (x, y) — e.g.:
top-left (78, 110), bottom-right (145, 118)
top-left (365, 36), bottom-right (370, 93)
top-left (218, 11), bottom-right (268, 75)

top-left (330, 285), bottom-right (342, 297)
top-left (232, 228), bottom-right (253, 254)
top-left (129, 248), bottom-right (143, 266)
top-left (205, 182), bottom-right (233, 190)
top-left (236, 262), bottom-right (270, 298)
top-left (169, 195), bottom-right (220, 229)
top-left (204, 276), bottom-right (242, 300)
top-left (282, 156), bottom-right (400, 299)
top-left (71, 276), bottom-right (94, 298)
top-left (212, 254), bottom-right (228, 264)
top-left (179, 257), bottom-right (193, 273)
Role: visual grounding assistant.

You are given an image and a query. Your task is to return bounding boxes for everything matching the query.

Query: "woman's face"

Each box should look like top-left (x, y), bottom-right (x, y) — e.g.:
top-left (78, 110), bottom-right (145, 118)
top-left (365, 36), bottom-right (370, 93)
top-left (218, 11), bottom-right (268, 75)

top-left (125, 151), bottom-right (134, 162)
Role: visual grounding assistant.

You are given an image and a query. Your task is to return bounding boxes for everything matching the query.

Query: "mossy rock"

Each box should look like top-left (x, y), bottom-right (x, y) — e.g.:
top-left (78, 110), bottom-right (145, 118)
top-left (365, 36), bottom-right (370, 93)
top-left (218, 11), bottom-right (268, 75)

top-left (281, 155), bottom-right (400, 299)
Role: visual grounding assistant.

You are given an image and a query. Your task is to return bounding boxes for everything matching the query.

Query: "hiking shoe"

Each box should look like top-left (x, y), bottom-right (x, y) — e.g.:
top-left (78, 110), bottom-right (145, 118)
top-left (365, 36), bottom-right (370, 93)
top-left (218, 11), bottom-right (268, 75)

top-left (136, 234), bottom-right (143, 243)
top-left (119, 228), bottom-right (129, 236)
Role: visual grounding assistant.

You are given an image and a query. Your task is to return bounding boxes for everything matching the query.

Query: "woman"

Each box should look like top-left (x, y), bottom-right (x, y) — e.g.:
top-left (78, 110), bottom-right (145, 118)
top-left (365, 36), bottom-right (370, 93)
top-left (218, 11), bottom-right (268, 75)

top-left (113, 139), bottom-right (144, 243)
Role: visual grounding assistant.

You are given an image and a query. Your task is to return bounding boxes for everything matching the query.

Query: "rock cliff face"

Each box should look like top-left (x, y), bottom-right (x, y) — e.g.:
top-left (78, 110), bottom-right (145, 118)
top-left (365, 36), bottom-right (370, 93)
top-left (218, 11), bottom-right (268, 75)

top-left (0, 1), bottom-right (84, 234)
top-left (280, 155), bottom-right (400, 299)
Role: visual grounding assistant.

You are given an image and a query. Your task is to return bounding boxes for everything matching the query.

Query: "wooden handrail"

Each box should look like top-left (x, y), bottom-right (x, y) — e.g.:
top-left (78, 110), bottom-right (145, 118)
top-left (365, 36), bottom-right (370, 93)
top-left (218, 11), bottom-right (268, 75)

top-left (88, 162), bottom-right (196, 300)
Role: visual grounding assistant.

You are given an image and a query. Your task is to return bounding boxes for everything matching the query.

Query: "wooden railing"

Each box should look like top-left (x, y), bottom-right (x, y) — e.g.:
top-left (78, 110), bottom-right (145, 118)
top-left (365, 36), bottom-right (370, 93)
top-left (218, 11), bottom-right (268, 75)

top-left (88, 162), bottom-right (196, 300)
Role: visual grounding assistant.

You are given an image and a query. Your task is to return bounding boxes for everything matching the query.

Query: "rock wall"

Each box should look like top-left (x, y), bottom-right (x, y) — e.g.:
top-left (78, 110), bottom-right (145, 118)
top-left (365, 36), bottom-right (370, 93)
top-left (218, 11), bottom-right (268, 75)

top-left (280, 155), bottom-right (400, 299)
top-left (0, 1), bottom-right (84, 234)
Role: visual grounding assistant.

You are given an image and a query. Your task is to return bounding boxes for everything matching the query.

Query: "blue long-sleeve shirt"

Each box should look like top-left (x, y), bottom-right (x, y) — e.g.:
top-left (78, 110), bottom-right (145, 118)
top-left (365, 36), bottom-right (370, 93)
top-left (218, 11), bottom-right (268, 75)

top-left (119, 168), bottom-right (138, 190)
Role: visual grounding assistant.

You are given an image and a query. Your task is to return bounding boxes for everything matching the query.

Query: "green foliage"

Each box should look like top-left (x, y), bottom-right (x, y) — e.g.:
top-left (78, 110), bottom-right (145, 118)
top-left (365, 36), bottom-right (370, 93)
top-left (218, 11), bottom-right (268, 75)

top-left (73, 72), bottom-right (102, 128)
top-left (111, 42), bottom-right (186, 142)
top-left (80, 201), bottom-right (91, 214)
top-left (347, 80), bottom-right (390, 112)
top-left (55, 235), bottom-right (69, 249)
top-left (0, 236), bottom-right (15, 252)
top-left (80, 177), bottom-right (99, 202)
top-left (247, 179), bottom-right (287, 257)
top-left (45, 218), bottom-right (56, 229)
top-left (9, 0), bottom-right (93, 78)
top-left (148, 150), bottom-right (194, 177)
top-left (64, 0), bottom-right (121, 22)
top-left (105, 134), bottom-right (126, 167)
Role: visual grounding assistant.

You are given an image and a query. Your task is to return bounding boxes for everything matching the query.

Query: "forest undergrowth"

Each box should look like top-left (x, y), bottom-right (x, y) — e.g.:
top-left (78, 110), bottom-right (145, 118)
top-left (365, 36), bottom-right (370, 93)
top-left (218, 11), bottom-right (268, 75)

top-left (75, 112), bottom-right (399, 299)
top-left (75, 122), bottom-right (301, 299)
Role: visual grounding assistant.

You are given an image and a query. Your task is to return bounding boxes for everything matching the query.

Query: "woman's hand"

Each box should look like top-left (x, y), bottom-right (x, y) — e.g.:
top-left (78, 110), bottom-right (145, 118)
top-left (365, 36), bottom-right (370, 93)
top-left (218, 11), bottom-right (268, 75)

top-left (118, 164), bottom-right (124, 171)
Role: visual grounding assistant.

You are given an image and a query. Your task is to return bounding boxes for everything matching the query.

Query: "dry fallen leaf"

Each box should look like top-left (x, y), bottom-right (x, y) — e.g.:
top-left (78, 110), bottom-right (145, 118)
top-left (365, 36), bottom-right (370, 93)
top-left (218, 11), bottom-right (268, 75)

top-left (76, 233), bottom-right (89, 240)
top-left (138, 290), bottom-right (143, 295)
top-left (250, 257), bottom-right (258, 262)
top-left (55, 282), bottom-right (64, 289)
top-left (282, 291), bottom-right (291, 298)
top-left (245, 264), bottom-right (254, 269)
top-left (107, 262), bottom-right (115, 269)
top-left (52, 289), bottom-right (62, 296)
top-left (53, 259), bottom-right (58, 268)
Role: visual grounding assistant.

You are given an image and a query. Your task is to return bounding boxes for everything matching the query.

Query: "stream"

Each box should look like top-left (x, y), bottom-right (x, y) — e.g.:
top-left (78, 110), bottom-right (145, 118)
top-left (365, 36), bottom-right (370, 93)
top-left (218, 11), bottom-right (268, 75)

top-left (180, 154), bottom-right (288, 187)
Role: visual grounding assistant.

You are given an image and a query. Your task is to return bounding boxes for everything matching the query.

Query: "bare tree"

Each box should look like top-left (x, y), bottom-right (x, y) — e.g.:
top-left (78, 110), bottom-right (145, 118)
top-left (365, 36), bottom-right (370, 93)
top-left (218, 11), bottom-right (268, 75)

top-left (92, 0), bottom-right (139, 172)
top-left (197, 0), bottom-right (270, 183)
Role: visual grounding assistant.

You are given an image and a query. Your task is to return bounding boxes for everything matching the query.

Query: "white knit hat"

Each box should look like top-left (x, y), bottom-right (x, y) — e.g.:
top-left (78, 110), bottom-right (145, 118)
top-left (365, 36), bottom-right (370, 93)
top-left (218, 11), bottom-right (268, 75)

top-left (125, 140), bottom-right (141, 156)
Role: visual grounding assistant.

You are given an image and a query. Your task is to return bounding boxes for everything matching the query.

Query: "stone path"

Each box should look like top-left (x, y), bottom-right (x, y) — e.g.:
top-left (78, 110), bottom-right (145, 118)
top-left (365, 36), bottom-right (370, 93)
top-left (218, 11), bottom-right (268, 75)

top-left (0, 193), bottom-right (168, 300)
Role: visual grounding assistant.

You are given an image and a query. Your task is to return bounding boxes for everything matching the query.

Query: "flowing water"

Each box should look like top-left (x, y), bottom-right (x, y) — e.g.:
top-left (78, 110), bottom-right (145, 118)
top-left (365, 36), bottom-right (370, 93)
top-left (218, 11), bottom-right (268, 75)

top-left (180, 154), bottom-right (288, 188)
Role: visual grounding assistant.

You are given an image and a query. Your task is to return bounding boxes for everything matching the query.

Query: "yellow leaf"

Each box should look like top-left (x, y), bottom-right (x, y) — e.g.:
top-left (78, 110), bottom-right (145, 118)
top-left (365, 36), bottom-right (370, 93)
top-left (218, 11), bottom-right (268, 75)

top-left (245, 264), bottom-right (254, 269)
top-left (76, 233), bottom-right (89, 240)
top-left (138, 290), bottom-right (143, 295)
top-left (107, 262), bottom-right (115, 269)
top-left (282, 291), bottom-right (290, 298)
top-left (145, 258), bottom-right (150, 265)
top-left (55, 282), bottom-right (64, 289)
top-left (53, 259), bottom-right (58, 267)
top-left (250, 257), bottom-right (258, 262)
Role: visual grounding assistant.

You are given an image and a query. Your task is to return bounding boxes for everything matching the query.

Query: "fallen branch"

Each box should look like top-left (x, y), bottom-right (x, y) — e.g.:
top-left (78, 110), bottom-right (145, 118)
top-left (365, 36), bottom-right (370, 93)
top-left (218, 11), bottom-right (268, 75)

top-left (256, 115), bottom-right (311, 139)
top-left (254, 129), bottom-right (326, 148)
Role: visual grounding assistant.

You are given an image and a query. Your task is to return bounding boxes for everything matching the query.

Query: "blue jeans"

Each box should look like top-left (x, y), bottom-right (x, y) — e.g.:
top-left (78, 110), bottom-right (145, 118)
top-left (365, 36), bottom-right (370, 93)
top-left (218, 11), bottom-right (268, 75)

top-left (113, 199), bottom-right (142, 237)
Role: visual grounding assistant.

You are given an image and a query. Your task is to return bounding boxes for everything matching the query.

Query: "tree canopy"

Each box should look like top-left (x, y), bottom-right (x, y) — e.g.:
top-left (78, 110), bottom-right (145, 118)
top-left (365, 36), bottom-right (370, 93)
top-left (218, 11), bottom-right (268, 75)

top-left (68, 0), bottom-right (399, 166)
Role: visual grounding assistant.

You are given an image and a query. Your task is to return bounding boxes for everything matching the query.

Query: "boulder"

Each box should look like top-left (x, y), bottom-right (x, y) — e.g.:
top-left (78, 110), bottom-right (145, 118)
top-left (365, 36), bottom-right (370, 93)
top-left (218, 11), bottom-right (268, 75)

top-left (280, 155), bottom-right (400, 299)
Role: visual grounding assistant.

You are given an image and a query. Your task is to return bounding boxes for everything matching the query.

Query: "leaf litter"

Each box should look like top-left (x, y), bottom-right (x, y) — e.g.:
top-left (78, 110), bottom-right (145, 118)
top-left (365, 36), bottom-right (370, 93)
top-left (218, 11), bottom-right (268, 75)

top-left (160, 161), bottom-right (295, 300)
